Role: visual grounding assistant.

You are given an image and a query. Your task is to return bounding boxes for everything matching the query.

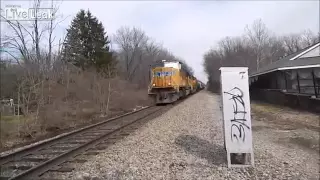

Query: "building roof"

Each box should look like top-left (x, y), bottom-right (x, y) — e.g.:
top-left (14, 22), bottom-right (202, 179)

top-left (250, 42), bottom-right (320, 77)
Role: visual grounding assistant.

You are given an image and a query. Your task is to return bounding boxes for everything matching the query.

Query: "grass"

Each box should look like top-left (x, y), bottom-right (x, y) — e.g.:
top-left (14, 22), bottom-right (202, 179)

top-left (0, 115), bottom-right (30, 135)
top-left (0, 115), bottom-right (38, 148)
top-left (1, 115), bottom-right (24, 122)
top-left (0, 115), bottom-right (26, 131)
top-left (0, 115), bottom-right (25, 134)
top-left (0, 116), bottom-right (24, 134)
top-left (251, 102), bottom-right (285, 113)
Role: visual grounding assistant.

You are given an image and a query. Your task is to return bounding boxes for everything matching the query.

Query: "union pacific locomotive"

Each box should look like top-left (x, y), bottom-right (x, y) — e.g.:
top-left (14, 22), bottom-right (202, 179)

top-left (148, 60), bottom-right (204, 104)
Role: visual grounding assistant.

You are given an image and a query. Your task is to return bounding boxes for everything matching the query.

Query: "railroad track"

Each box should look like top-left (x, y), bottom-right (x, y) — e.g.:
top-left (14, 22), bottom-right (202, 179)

top-left (0, 105), bottom-right (172, 180)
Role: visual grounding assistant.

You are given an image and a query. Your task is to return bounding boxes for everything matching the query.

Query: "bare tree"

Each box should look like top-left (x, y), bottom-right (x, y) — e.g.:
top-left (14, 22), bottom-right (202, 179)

top-left (245, 19), bottom-right (270, 71)
top-left (280, 30), bottom-right (319, 55)
top-left (300, 29), bottom-right (320, 47)
top-left (144, 39), bottom-right (161, 61)
top-left (281, 33), bottom-right (303, 54)
top-left (264, 35), bottom-right (287, 63)
top-left (114, 26), bottom-right (149, 81)
top-left (138, 39), bottom-right (161, 87)
top-left (33, 0), bottom-right (42, 62)
top-left (114, 26), bottom-right (194, 88)
top-left (1, 20), bottom-right (32, 64)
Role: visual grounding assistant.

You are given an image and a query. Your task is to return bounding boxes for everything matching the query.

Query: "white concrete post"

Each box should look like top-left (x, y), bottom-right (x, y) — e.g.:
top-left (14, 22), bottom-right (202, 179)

top-left (219, 67), bottom-right (254, 167)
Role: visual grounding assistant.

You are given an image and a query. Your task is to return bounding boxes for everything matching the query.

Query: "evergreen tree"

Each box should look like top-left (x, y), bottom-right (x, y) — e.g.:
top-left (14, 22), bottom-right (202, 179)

top-left (62, 9), bottom-right (115, 74)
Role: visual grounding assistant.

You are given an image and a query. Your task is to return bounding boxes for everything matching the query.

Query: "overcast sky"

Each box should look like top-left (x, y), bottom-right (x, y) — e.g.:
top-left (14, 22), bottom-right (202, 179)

top-left (2, 0), bottom-right (319, 82)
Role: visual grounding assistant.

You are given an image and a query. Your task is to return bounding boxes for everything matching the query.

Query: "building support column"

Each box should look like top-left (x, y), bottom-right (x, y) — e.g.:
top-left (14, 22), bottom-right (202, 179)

top-left (296, 72), bottom-right (301, 93)
top-left (311, 69), bottom-right (318, 98)
top-left (275, 72), bottom-right (278, 89)
top-left (283, 71), bottom-right (288, 91)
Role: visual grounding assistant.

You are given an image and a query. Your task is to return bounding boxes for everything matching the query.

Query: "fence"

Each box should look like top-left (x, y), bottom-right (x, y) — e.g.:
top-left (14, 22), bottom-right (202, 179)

top-left (0, 99), bottom-right (22, 116)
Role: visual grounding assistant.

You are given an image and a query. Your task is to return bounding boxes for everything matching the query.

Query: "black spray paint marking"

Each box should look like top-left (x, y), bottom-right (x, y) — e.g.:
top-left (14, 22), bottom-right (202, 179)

top-left (224, 87), bottom-right (250, 142)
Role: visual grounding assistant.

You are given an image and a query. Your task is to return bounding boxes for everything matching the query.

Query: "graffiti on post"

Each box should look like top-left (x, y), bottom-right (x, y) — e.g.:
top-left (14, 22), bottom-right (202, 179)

top-left (223, 87), bottom-right (250, 142)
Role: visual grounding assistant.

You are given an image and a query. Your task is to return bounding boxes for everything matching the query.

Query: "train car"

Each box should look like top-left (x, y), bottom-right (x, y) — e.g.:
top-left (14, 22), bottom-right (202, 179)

top-left (148, 60), bottom-right (194, 104)
top-left (200, 81), bottom-right (206, 90)
top-left (196, 80), bottom-right (205, 91)
top-left (189, 76), bottom-right (198, 94)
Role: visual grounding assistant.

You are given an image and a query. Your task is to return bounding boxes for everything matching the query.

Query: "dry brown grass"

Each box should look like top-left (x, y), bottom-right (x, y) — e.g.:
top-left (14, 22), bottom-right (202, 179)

top-left (0, 70), bottom-right (152, 150)
top-left (252, 102), bottom-right (319, 131)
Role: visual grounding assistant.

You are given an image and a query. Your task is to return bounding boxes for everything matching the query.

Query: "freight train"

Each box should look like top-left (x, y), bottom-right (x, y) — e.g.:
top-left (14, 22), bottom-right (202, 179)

top-left (148, 60), bottom-right (204, 104)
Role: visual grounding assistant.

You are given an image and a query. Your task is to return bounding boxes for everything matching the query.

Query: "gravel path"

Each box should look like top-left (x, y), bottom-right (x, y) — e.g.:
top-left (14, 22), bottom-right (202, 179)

top-left (60, 91), bottom-right (319, 180)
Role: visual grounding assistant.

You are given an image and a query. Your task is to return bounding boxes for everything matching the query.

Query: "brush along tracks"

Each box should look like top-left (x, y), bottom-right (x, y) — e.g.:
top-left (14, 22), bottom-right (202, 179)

top-left (0, 105), bottom-right (173, 180)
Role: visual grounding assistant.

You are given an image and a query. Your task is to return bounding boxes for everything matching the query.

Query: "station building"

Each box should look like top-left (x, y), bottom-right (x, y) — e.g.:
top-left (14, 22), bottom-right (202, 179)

top-left (249, 42), bottom-right (320, 113)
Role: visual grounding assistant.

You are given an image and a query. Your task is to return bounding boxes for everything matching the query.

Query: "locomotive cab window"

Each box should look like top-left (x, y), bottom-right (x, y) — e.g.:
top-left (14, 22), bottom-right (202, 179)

top-left (154, 71), bottom-right (175, 77)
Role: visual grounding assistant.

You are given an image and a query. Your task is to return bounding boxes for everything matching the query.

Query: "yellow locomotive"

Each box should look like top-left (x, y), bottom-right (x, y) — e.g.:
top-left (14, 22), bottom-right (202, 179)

top-left (148, 60), bottom-right (198, 104)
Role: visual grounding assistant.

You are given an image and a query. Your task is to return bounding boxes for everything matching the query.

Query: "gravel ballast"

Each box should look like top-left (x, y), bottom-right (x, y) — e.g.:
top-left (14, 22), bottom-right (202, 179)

top-left (61, 91), bottom-right (319, 180)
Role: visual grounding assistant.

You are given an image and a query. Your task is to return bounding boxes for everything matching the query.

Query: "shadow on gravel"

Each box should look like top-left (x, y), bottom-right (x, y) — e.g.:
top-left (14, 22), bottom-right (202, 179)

top-left (175, 135), bottom-right (226, 166)
top-left (288, 136), bottom-right (319, 152)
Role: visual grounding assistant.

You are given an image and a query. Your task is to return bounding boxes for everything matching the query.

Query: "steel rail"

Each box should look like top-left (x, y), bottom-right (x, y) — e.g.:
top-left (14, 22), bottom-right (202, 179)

top-left (0, 106), bottom-right (152, 164)
top-left (9, 106), bottom-right (163, 180)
